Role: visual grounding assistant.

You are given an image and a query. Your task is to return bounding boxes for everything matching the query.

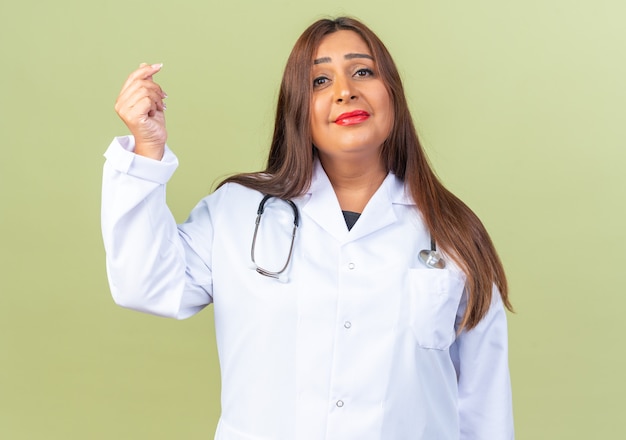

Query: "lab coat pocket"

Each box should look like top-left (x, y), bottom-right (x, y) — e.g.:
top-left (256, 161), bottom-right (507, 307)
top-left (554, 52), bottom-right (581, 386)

top-left (407, 269), bottom-right (465, 350)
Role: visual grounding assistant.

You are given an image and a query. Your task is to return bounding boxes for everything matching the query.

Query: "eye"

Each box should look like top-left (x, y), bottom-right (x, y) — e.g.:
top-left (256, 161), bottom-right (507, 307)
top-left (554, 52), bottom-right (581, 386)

top-left (313, 76), bottom-right (329, 88)
top-left (354, 68), bottom-right (374, 78)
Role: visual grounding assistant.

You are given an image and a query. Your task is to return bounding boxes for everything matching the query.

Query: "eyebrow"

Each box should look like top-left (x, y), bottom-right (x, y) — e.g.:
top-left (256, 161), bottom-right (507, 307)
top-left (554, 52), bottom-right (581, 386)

top-left (313, 53), bottom-right (374, 65)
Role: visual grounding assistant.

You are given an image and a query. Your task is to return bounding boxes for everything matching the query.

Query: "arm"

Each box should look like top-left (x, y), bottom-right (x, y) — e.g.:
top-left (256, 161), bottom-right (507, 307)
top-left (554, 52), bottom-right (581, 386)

top-left (101, 136), bottom-right (213, 319)
top-left (451, 287), bottom-right (515, 439)
top-left (101, 64), bottom-right (213, 319)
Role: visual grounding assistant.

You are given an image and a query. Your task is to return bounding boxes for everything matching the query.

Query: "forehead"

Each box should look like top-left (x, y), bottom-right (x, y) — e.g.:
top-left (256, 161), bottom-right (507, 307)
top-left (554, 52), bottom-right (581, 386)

top-left (313, 30), bottom-right (371, 59)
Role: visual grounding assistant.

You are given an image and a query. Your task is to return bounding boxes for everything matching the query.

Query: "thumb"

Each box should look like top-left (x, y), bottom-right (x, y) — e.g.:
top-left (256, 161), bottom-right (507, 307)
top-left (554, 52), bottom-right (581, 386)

top-left (139, 62), bottom-right (156, 81)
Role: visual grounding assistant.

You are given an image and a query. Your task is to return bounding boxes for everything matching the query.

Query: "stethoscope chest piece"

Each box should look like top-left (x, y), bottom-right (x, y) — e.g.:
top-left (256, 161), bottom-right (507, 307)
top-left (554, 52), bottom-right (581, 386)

top-left (418, 229), bottom-right (447, 269)
top-left (419, 249), bottom-right (446, 269)
top-left (419, 235), bottom-right (446, 269)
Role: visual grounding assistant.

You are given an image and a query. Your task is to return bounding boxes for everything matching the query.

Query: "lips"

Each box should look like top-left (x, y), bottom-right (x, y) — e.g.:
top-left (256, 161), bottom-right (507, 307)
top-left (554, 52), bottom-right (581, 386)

top-left (334, 110), bottom-right (370, 126)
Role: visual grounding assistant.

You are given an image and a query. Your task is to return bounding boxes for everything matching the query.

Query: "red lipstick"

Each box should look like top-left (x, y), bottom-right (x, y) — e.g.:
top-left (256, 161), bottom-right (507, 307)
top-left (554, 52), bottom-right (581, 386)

top-left (334, 110), bottom-right (370, 126)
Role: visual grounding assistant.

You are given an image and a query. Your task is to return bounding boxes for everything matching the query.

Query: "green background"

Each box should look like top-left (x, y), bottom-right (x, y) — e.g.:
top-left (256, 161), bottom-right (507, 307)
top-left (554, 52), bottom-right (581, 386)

top-left (1, 0), bottom-right (624, 438)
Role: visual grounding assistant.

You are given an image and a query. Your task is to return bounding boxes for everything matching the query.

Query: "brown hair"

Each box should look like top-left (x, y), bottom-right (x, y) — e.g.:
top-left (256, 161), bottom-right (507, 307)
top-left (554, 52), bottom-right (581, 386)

top-left (219, 17), bottom-right (512, 330)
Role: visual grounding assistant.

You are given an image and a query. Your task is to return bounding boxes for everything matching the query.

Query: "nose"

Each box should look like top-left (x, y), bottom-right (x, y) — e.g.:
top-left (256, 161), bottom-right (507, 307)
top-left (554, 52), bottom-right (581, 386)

top-left (334, 75), bottom-right (357, 103)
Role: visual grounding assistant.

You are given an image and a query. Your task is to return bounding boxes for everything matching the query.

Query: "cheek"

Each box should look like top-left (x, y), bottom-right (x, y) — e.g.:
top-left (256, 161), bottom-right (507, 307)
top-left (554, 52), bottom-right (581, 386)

top-left (377, 93), bottom-right (394, 135)
top-left (311, 97), bottom-right (327, 120)
top-left (385, 106), bottom-right (395, 135)
top-left (310, 99), bottom-right (328, 141)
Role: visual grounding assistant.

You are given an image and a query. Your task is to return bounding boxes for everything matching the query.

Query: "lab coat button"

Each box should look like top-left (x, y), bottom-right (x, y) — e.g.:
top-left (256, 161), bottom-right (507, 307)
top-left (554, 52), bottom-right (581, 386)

top-left (336, 400), bottom-right (344, 408)
top-left (344, 321), bottom-right (352, 329)
top-left (348, 262), bottom-right (355, 270)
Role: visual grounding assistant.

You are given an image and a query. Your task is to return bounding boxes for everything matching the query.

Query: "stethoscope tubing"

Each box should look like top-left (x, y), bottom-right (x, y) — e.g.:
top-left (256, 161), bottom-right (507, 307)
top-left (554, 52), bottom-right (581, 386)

top-left (251, 194), bottom-right (445, 279)
top-left (250, 195), bottom-right (300, 279)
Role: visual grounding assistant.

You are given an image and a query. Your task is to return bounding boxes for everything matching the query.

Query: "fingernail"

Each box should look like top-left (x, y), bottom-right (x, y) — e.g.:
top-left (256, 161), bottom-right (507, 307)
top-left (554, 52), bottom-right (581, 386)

top-left (163, 102), bottom-right (167, 111)
top-left (151, 63), bottom-right (163, 69)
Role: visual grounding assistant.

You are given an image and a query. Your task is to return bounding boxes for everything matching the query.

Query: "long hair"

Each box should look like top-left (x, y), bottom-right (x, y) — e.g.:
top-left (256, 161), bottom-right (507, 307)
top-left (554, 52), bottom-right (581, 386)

top-left (219, 17), bottom-right (512, 330)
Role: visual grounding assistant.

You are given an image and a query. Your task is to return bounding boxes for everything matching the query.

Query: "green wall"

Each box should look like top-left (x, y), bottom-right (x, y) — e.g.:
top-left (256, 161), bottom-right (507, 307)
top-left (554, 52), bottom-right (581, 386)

top-left (1, 0), bottom-right (624, 438)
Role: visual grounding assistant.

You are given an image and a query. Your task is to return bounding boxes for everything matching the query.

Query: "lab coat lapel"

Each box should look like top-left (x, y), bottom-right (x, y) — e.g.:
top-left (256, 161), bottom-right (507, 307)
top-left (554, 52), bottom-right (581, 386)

top-left (346, 172), bottom-right (403, 242)
top-left (301, 161), bottom-right (348, 242)
top-left (302, 160), bottom-right (412, 243)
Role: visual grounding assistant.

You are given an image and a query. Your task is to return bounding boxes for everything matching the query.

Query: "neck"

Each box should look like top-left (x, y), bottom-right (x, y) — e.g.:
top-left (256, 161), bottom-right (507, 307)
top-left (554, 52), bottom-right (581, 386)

top-left (319, 154), bottom-right (387, 213)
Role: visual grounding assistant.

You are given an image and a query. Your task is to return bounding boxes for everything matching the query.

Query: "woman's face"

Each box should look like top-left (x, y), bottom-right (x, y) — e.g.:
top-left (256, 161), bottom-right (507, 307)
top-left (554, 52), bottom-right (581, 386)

top-left (310, 30), bottom-right (394, 164)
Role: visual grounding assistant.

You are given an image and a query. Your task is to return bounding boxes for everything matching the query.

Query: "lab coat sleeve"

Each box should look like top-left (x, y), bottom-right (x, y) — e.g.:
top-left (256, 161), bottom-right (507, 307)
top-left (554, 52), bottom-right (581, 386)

top-left (450, 286), bottom-right (514, 439)
top-left (101, 135), bottom-right (213, 319)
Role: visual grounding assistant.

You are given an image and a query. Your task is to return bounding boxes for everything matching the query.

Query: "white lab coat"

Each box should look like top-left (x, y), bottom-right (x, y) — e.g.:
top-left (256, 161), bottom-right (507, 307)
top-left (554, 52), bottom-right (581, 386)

top-left (101, 136), bottom-right (514, 440)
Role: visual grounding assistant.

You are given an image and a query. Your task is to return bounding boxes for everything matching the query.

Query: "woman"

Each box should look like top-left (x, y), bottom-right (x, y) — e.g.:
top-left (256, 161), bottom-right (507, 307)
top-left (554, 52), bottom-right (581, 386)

top-left (102, 17), bottom-right (514, 439)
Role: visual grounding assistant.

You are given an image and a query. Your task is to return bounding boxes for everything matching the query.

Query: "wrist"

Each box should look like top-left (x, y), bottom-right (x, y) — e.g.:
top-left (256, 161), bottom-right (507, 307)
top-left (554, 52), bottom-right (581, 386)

top-left (134, 142), bottom-right (165, 160)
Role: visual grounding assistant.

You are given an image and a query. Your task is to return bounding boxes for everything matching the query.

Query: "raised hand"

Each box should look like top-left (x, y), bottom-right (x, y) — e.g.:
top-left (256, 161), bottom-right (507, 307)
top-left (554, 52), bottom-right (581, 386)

top-left (115, 63), bottom-right (168, 160)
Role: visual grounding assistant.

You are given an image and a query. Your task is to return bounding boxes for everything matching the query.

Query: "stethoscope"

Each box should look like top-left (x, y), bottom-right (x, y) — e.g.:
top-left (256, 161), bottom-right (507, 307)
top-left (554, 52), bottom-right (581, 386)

top-left (250, 195), bottom-right (445, 280)
top-left (250, 195), bottom-right (299, 280)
